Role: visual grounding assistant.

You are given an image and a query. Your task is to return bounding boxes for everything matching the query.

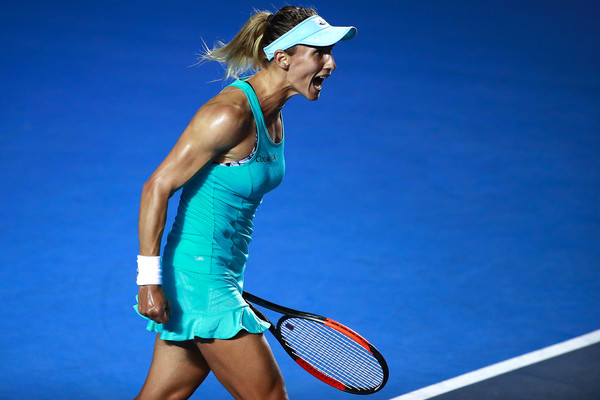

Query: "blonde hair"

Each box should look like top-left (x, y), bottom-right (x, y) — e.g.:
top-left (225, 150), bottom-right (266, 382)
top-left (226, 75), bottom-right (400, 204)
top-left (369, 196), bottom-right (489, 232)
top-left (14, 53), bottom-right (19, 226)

top-left (199, 6), bottom-right (317, 80)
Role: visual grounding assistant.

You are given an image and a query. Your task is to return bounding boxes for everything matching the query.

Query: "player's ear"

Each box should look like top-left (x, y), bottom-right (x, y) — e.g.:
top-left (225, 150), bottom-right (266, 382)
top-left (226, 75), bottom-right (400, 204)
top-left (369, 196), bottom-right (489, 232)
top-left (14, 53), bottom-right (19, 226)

top-left (273, 50), bottom-right (290, 70)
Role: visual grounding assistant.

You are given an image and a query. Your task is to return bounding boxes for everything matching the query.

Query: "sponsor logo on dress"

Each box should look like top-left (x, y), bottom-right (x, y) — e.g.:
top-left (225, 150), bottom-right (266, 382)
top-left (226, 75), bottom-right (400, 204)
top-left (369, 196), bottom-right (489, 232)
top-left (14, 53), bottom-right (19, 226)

top-left (256, 153), bottom-right (277, 163)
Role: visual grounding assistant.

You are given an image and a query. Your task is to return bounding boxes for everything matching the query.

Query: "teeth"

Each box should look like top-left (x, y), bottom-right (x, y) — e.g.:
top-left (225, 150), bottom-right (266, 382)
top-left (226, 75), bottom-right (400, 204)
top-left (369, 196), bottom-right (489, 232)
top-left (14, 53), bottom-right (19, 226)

top-left (313, 77), bottom-right (324, 90)
top-left (313, 75), bottom-right (328, 91)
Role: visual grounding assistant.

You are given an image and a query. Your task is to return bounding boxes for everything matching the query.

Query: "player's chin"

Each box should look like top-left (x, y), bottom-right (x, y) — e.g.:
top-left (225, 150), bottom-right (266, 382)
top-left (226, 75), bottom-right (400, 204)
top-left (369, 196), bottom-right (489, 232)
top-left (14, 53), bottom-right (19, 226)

top-left (306, 88), bottom-right (322, 101)
top-left (303, 81), bottom-right (323, 101)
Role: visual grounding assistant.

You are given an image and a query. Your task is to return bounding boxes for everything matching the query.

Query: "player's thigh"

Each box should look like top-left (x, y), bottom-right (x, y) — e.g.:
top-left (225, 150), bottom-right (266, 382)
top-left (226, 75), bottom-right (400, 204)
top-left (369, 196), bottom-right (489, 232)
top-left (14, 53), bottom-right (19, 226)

top-left (135, 334), bottom-right (211, 400)
top-left (196, 331), bottom-right (288, 400)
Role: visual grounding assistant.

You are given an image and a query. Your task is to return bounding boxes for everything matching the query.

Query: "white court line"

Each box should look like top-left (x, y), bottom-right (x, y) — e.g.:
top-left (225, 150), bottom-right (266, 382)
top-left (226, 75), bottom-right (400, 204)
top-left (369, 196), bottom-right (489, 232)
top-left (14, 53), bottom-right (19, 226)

top-left (390, 329), bottom-right (600, 400)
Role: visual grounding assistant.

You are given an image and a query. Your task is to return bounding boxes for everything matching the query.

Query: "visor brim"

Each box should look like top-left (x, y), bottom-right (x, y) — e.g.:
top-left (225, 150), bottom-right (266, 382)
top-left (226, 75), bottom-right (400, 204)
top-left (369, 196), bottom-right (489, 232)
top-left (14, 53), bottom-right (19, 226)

top-left (298, 26), bottom-right (357, 47)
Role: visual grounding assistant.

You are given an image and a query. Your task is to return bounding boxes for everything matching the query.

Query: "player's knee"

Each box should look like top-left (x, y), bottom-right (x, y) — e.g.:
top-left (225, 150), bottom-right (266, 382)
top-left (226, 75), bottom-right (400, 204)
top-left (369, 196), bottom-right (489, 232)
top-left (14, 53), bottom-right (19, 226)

top-left (240, 376), bottom-right (287, 400)
top-left (134, 387), bottom-right (194, 400)
top-left (263, 378), bottom-right (288, 400)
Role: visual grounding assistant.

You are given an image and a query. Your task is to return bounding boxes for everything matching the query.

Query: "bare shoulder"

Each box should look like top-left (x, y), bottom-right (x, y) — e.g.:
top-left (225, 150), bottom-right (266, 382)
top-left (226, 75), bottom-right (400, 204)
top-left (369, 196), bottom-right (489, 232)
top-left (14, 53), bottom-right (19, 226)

top-left (187, 88), bottom-right (253, 151)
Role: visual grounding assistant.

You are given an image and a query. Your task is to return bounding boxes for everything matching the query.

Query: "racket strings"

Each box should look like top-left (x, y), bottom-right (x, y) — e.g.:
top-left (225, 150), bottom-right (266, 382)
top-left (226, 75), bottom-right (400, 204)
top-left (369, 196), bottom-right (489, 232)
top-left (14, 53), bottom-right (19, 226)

top-left (282, 321), bottom-right (382, 389)
top-left (280, 317), bottom-right (384, 390)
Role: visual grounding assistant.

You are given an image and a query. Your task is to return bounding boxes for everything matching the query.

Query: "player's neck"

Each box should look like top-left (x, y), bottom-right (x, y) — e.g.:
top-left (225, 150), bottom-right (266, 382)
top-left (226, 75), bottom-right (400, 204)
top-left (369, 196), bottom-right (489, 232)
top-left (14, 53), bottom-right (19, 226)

top-left (245, 69), bottom-right (295, 124)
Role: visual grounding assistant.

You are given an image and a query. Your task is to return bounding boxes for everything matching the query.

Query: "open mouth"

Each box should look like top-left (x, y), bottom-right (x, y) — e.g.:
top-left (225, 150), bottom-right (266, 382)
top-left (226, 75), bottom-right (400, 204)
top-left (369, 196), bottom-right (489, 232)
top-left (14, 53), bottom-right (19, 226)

top-left (312, 74), bottom-right (329, 91)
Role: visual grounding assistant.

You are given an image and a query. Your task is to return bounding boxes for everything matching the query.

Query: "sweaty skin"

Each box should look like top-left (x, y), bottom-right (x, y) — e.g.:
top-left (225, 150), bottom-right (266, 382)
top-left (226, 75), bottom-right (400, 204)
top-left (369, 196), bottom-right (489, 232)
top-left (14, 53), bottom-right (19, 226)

top-left (137, 45), bottom-right (336, 325)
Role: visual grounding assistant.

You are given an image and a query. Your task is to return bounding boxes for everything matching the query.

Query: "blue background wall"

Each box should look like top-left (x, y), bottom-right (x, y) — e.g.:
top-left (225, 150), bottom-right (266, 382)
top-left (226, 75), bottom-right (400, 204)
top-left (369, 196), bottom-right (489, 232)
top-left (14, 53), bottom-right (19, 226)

top-left (1, 1), bottom-right (598, 398)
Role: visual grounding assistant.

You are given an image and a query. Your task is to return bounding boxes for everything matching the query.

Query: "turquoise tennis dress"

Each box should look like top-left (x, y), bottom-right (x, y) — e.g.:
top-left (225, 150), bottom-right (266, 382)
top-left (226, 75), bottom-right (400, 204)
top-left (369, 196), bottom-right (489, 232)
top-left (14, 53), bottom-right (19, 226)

top-left (142, 80), bottom-right (285, 340)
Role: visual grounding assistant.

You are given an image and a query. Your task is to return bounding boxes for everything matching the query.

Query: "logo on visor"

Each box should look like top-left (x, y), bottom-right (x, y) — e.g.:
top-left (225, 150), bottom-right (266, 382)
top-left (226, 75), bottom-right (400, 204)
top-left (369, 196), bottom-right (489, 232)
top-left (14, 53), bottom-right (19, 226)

top-left (317, 18), bottom-right (327, 26)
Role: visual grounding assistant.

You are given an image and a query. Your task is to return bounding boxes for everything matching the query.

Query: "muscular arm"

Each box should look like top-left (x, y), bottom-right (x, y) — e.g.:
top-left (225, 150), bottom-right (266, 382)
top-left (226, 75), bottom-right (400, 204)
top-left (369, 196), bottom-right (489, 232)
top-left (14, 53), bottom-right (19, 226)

top-left (137, 102), bottom-right (251, 323)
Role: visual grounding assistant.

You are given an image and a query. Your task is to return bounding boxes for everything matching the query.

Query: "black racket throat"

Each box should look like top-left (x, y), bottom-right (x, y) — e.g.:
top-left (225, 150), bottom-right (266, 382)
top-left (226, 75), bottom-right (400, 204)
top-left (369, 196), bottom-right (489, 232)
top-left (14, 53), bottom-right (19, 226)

top-left (243, 292), bottom-right (324, 322)
top-left (242, 291), bottom-right (389, 395)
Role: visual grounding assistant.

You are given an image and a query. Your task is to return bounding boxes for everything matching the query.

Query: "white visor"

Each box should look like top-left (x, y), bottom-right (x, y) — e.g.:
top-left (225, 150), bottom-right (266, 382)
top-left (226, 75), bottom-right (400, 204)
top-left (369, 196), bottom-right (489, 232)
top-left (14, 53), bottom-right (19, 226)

top-left (263, 15), bottom-right (356, 61)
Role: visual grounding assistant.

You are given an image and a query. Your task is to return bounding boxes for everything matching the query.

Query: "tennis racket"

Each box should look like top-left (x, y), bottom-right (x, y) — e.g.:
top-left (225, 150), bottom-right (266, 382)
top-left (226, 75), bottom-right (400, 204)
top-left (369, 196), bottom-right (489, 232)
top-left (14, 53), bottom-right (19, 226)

top-left (242, 291), bottom-right (389, 395)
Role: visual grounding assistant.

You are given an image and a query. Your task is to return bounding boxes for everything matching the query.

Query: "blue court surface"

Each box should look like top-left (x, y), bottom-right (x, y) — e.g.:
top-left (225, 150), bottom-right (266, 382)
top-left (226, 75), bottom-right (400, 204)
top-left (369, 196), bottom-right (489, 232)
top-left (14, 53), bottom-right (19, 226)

top-left (1, 1), bottom-right (599, 399)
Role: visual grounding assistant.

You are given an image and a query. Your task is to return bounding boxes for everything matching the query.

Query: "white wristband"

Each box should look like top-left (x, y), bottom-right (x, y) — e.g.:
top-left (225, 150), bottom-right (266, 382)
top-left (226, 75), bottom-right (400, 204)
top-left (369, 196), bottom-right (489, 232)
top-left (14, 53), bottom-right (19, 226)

top-left (136, 255), bottom-right (162, 285)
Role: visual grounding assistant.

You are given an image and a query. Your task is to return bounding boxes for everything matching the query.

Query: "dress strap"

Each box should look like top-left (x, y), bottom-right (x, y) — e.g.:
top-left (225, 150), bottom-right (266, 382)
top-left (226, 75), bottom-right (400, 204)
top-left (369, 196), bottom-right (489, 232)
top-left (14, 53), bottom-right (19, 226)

top-left (227, 80), bottom-right (268, 137)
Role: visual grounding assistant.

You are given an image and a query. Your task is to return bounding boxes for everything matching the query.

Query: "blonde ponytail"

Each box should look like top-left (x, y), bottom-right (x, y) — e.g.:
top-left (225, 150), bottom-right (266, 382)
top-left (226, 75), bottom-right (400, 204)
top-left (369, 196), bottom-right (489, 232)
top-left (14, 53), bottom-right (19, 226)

top-left (199, 11), bottom-right (271, 80)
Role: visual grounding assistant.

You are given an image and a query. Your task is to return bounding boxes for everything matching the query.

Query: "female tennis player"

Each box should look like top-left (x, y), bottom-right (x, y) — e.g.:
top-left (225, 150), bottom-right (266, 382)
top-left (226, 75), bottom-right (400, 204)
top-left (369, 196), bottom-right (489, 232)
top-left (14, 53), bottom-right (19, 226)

top-left (134, 6), bottom-right (355, 400)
